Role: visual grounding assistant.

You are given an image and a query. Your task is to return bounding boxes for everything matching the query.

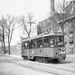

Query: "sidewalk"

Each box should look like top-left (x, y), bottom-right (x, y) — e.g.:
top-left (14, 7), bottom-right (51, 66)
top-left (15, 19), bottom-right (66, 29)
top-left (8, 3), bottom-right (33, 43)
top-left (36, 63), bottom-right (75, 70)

top-left (4, 53), bottom-right (22, 59)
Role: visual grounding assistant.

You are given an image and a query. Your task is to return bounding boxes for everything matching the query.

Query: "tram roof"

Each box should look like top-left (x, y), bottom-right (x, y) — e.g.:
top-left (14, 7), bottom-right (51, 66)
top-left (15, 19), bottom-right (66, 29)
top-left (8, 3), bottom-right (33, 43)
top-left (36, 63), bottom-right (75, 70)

top-left (22, 32), bottom-right (63, 42)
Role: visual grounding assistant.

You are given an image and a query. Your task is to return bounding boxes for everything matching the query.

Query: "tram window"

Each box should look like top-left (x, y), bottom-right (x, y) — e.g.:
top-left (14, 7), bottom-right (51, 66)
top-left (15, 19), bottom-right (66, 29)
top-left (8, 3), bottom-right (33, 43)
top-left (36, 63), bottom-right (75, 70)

top-left (54, 36), bottom-right (59, 46)
top-left (54, 36), bottom-right (64, 46)
top-left (29, 42), bottom-right (32, 49)
top-left (24, 42), bottom-right (29, 49)
top-left (37, 38), bottom-right (43, 48)
top-left (44, 37), bottom-right (49, 47)
top-left (34, 40), bottom-right (37, 48)
top-left (31, 40), bottom-right (35, 48)
top-left (49, 38), bottom-right (54, 47)
top-left (29, 40), bottom-right (37, 48)
top-left (22, 42), bottom-right (25, 49)
top-left (58, 36), bottom-right (63, 46)
top-left (22, 42), bottom-right (29, 49)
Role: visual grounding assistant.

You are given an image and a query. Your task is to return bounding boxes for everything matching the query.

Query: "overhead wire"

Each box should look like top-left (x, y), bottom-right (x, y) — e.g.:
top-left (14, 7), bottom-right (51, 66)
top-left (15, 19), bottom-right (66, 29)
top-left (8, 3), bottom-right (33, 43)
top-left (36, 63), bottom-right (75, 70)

top-left (13, 0), bottom-right (35, 31)
top-left (15, 0), bottom-right (36, 34)
top-left (18, 0), bottom-right (34, 15)
top-left (0, 0), bottom-right (48, 36)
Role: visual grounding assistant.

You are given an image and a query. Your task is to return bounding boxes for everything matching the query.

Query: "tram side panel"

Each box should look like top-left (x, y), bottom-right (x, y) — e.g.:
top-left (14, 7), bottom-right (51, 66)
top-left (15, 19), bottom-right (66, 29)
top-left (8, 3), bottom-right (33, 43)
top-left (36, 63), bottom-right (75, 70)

top-left (30, 47), bottom-right (54, 58)
top-left (43, 47), bottom-right (54, 58)
top-left (31, 48), bottom-right (44, 58)
top-left (21, 49), bottom-right (28, 56)
top-left (30, 47), bottom-right (66, 60)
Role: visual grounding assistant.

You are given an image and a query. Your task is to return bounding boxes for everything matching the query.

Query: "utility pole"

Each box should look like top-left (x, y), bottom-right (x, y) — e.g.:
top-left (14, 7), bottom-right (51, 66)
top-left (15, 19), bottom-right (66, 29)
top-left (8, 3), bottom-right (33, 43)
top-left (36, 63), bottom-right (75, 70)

top-left (27, 21), bottom-right (35, 38)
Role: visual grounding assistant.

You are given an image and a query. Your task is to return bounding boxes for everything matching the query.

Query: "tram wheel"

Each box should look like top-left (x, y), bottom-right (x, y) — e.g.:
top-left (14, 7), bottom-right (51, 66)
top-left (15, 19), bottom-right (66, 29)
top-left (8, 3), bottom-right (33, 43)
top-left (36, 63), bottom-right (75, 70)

top-left (52, 59), bottom-right (59, 63)
top-left (23, 56), bottom-right (28, 60)
top-left (35, 57), bottom-right (39, 61)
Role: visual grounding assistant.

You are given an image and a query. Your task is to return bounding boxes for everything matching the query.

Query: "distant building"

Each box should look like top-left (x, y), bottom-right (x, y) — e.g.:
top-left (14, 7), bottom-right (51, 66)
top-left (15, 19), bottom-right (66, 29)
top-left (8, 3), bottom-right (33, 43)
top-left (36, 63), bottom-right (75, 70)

top-left (37, 0), bottom-right (63, 35)
top-left (37, 13), bottom-right (63, 35)
top-left (59, 0), bottom-right (75, 53)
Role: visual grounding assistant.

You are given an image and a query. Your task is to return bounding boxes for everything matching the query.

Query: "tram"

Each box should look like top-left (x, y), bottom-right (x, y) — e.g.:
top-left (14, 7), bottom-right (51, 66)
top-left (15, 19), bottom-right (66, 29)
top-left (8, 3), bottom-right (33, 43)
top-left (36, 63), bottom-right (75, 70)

top-left (21, 32), bottom-right (66, 62)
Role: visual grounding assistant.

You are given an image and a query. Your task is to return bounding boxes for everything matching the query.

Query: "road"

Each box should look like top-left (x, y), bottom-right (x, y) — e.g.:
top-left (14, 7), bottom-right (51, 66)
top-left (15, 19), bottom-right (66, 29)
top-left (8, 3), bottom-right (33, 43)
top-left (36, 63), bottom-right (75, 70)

top-left (0, 54), bottom-right (75, 75)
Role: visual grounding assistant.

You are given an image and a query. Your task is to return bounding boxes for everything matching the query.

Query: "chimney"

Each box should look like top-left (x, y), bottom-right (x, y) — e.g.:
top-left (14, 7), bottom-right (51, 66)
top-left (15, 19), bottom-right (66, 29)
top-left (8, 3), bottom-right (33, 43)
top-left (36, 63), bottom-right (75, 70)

top-left (50, 0), bottom-right (55, 15)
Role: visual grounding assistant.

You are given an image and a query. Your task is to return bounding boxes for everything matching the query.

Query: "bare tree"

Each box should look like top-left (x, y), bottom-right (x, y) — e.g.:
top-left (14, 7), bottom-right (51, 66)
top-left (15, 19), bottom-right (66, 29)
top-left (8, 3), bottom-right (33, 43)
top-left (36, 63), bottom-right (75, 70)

top-left (56, 0), bottom-right (68, 33)
top-left (19, 13), bottom-right (35, 38)
top-left (0, 16), bottom-right (6, 54)
top-left (5, 14), bottom-right (17, 55)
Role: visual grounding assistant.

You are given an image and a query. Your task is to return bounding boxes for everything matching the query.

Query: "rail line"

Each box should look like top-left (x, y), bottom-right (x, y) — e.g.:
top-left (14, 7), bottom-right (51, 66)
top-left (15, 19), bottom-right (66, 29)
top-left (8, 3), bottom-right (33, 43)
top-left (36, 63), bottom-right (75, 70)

top-left (1, 54), bottom-right (75, 75)
top-left (11, 60), bottom-right (75, 75)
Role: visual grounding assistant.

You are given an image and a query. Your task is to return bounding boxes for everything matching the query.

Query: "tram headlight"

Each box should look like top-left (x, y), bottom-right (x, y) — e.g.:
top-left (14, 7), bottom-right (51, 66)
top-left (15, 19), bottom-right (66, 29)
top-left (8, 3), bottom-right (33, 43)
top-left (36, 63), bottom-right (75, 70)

top-left (61, 47), bottom-right (66, 54)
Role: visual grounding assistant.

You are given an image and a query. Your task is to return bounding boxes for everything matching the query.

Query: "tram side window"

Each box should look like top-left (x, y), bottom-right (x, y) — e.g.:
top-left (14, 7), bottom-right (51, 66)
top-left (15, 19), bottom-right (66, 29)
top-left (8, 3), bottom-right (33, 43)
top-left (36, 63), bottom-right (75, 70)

top-left (30, 40), bottom-right (35, 49)
top-left (24, 42), bottom-right (29, 49)
top-left (29, 40), bottom-right (38, 48)
top-left (22, 42), bottom-right (25, 49)
top-left (54, 36), bottom-right (63, 46)
top-left (49, 37), bottom-right (54, 47)
top-left (54, 36), bottom-right (59, 46)
top-left (59, 36), bottom-right (64, 45)
top-left (34, 40), bottom-right (37, 48)
top-left (44, 37), bottom-right (49, 47)
top-left (37, 38), bottom-right (43, 48)
top-left (22, 42), bottom-right (29, 49)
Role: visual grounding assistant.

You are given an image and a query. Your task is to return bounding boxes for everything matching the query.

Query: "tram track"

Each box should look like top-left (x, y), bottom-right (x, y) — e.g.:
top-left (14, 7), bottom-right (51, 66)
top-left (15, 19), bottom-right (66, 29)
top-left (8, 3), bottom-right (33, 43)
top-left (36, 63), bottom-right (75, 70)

top-left (7, 55), bottom-right (75, 73)
top-left (11, 60), bottom-right (75, 75)
top-left (4, 58), bottom-right (75, 75)
top-left (1, 54), bottom-right (75, 75)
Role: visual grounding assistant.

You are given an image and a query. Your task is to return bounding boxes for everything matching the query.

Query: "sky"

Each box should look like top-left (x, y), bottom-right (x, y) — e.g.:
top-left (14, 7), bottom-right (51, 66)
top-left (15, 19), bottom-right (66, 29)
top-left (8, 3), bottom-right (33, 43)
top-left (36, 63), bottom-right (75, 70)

top-left (0, 0), bottom-right (71, 45)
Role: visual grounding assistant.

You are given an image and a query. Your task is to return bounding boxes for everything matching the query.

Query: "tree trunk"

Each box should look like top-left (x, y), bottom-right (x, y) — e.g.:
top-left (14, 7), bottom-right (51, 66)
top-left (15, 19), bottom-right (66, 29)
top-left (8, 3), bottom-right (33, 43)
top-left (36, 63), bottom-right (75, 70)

top-left (28, 33), bottom-right (30, 38)
top-left (2, 27), bottom-right (6, 54)
top-left (3, 41), bottom-right (5, 54)
top-left (8, 35), bottom-right (10, 55)
top-left (2, 42), bottom-right (5, 54)
top-left (8, 42), bottom-right (10, 55)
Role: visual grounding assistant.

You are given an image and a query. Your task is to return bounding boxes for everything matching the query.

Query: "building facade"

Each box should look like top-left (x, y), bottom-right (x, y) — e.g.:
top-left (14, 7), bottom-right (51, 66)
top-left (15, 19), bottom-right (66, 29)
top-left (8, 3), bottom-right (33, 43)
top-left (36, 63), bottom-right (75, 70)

top-left (37, 0), bottom-right (75, 53)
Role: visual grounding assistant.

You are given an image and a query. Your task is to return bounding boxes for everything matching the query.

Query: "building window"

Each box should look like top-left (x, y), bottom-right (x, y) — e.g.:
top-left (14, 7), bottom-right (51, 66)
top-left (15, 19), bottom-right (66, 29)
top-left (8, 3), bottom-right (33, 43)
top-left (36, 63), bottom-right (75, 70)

top-left (69, 31), bottom-right (73, 34)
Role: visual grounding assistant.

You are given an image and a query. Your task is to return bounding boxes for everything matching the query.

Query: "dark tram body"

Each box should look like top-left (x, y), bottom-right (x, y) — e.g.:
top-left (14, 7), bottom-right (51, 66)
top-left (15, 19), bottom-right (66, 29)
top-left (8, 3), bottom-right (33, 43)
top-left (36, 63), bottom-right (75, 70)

top-left (21, 32), bottom-right (66, 62)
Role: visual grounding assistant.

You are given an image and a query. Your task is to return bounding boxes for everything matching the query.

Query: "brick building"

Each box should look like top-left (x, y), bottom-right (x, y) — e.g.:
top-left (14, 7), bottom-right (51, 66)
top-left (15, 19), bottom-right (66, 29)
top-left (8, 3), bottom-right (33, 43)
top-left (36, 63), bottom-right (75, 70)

top-left (37, 0), bottom-right (63, 35)
top-left (37, 0), bottom-right (75, 53)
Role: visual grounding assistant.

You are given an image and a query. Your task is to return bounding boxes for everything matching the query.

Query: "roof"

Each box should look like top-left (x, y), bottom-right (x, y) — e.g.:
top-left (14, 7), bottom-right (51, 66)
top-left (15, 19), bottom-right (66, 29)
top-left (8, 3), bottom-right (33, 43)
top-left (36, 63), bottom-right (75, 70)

top-left (22, 32), bottom-right (63, 42)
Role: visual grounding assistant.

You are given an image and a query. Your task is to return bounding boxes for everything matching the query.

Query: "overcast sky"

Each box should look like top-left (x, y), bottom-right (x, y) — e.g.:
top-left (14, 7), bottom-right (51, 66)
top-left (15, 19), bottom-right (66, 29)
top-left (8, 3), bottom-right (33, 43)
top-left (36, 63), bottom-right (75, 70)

top-left (0, 0), bottom-right (71, 45)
